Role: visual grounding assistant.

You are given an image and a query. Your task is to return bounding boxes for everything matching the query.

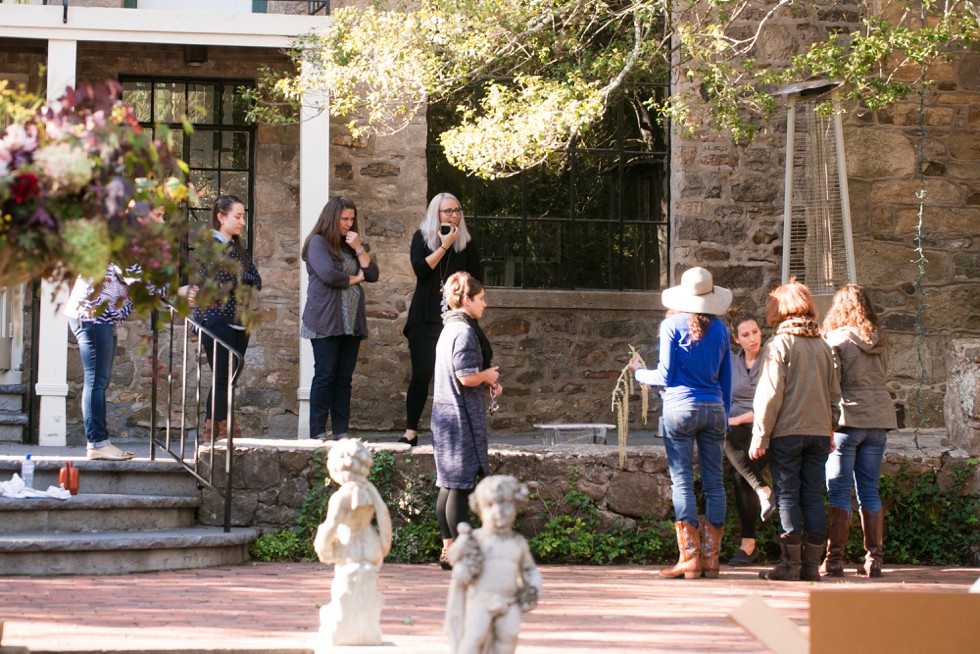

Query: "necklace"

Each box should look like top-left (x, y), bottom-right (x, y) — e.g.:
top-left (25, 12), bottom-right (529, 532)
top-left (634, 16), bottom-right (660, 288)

top-left (438, 246), bottom-right (452, 314)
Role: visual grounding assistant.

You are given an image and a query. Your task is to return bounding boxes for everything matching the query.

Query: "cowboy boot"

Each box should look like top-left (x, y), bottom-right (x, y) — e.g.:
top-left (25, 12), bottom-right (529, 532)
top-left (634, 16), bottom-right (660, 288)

top-left (660, 522), bottom-right (702, 579)
top-left (201, 419), bottom-right (215, 444)
top-left (857, 508), bottom-right (884, 578)
top-left (802, 533), bottom-right (825, 581)
top-left (700, 522), bottom-right (724, 579)
top-left (820, 506), bottom-right (850, 577)
top-left (759, 534), bottom-right (802, 581)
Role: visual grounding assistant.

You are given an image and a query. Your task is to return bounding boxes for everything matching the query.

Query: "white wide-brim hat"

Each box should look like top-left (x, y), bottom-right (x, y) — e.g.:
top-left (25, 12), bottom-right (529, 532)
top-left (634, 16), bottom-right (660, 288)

top-left (661, 267), bottom-right (733, 316)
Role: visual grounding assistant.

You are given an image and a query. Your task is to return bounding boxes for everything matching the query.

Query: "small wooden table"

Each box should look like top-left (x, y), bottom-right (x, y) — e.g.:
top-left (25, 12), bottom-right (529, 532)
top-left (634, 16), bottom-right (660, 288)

top-left (532, 423), bottom-right (616, 445)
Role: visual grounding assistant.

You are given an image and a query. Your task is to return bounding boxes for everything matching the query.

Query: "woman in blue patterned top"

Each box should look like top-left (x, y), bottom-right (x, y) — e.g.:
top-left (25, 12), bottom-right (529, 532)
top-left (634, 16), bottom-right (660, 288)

top-left (64, 205), bottom-right (168, 460)
top-left (301, 196), bottom-right (379, 440)
top-left (194, 195), bottom-right (262, 441)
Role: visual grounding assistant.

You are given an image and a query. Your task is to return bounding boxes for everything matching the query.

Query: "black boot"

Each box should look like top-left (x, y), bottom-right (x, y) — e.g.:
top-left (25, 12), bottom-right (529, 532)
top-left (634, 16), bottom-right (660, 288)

top-left (760, 534), bottom-right (802, 581)
top-left (802, 533), bottom-right (824, 581)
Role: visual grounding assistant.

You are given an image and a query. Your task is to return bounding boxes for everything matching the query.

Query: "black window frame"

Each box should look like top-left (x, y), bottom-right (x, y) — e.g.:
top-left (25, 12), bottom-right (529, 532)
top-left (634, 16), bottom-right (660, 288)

top-left (119, 75), bottom-right (258, 256)
top-left (427, 84), bottom-right (670, 291)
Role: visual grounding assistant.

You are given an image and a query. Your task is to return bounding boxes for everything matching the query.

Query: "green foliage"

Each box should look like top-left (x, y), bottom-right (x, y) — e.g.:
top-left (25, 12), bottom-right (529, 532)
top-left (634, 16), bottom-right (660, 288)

top-left (249, 0), bottom-right (980, 178)
top-left (877, 460), bottom-right (980, 565)
top-left (249, 448), bottom-right (442, 564)
top-left (527, 468), bottom-right (677, 564)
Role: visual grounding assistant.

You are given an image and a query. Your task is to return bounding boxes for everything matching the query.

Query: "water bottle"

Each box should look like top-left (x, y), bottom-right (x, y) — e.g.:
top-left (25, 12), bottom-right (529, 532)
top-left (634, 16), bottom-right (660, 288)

top-left (21, 454), bottom-right (35, 488)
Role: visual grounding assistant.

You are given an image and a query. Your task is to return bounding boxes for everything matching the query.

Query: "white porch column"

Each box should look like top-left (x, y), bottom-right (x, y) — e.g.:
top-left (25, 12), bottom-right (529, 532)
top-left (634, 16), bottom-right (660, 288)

top-left (296, 80), bottom-right (330, 439)
top-left (35, 39), bottom-right (76, 446)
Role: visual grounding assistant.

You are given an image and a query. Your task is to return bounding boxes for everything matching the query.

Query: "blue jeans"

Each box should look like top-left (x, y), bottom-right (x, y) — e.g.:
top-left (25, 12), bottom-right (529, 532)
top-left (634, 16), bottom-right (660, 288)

top-left (69, 318), bottom-right (116, 448)
top-left (309, 335), bottom-right (361, 437)
top-left (769, 435), bottom-right (831, 537)
top-left (826, 428), bottom-right (888, 513)
top-left (662, 401), bottom-right (727, 527)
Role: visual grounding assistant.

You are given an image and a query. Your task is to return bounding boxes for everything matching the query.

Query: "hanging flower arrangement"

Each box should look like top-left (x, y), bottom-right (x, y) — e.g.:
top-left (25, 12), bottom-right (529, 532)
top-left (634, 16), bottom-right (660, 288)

top-left (0, 78), bottom-right (203, 312)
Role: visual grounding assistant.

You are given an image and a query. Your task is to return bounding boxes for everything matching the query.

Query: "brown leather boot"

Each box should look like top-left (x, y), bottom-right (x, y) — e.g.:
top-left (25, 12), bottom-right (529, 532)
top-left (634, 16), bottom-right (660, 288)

top-left (760, 535), bottom-right (802, 581)
top-left (857, 508), bottom-right (884, 577)
top-left (660, 522), bottom-right (701, 579)
top-left (802, 533), bottom-right (824, 581)
top-left (202, 419), bottom-right (215, 444)
top-left (700, 522), bottom-right (724, 578)
top-left (228, 419), bottom-right (243, 440)
top-left (820, 507), bottom-right (850, 577)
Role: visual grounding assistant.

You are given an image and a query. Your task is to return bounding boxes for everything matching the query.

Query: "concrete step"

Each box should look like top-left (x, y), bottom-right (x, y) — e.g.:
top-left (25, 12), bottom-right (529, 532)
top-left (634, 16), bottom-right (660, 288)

top-left (0, 457), bottom-right (200, 497)
top-left (0, 527), bottom-right (259, 575)
top-left (0, 493), bottom-right (199, 534)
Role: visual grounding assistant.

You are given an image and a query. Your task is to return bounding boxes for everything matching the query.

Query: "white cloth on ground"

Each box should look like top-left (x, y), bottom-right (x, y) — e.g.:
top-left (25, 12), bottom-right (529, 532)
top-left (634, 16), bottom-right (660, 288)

top-left (0, 473), bottom-right (71, 499)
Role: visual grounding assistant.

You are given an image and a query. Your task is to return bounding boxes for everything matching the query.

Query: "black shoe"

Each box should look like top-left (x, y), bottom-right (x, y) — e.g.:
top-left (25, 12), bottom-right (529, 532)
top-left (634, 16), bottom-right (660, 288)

top-left (726, 548), bottom-right (759, 567)
top-left (439, 546), bottom-right (452, 570)
top-left (398, 435), bottom-right (419, 446)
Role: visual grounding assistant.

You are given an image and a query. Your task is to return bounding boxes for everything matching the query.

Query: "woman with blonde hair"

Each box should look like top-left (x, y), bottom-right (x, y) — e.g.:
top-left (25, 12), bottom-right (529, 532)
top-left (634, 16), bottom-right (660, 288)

top-left (401, 193), bottom-right (482, 446)
top-left (820, 284), bottom-right (896, 577)
top-left (750, 280), bottom-right (840, 581)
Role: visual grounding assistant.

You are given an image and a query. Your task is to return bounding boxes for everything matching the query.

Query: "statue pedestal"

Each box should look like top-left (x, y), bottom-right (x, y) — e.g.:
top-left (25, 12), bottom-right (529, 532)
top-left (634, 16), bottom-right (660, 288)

top-left (316, 562), bottom-right (384, 650)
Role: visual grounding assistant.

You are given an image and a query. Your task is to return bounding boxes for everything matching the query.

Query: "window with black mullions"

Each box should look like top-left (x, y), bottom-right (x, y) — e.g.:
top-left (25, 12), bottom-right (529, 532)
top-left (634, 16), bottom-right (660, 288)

top-left (427, 84), bottom-right (669, 291)
top-left (120, 76), bottom-right (257, 257)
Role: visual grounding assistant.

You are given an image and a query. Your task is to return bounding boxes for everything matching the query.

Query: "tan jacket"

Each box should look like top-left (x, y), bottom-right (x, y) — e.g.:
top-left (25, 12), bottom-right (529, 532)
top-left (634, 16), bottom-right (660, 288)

top-left (825, 327), bottom-right (898, 430)
top-left (751, 333), bottom-right (841, 449)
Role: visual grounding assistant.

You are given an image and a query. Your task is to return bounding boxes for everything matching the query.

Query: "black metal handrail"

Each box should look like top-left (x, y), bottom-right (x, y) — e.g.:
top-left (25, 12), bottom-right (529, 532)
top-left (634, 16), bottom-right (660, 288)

top-left (148, 301), bottom-right (242, 533)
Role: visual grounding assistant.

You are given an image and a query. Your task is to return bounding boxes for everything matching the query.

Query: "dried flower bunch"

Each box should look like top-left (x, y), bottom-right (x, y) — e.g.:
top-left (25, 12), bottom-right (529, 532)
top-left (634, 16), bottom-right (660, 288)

top-left (611, 345), bottom-right (648, 469)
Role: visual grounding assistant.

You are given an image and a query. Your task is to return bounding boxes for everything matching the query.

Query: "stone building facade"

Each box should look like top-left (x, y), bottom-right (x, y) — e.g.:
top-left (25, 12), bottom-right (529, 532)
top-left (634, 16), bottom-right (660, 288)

top-left (4, 0), bottom-right (977, 441)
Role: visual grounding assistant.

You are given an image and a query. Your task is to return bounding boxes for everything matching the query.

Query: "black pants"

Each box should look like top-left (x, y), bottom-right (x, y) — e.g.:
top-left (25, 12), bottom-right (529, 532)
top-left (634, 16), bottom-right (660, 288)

top-left (436, 487), bottom-right (472, 540)
top-left (723, 424), bottom-right (769, 539)
top-left (405, 332), bottom-right (440, 431)
top-left (202, 323), bottom-right (249, 422)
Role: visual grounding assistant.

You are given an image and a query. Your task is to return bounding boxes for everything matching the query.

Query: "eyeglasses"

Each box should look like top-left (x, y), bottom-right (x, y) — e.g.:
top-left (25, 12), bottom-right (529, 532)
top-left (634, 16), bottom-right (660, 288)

top-left (440, 208), bottom-right (463, 216)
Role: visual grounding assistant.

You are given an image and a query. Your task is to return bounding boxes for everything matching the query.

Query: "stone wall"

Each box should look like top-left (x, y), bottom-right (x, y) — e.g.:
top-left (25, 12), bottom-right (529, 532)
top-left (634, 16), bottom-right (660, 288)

top-left (197, 433), bottom-right (976, 534)
top-left (671, 1), bottom-right (980, 429)
top-left (945, 339), bottom-right (980, 455)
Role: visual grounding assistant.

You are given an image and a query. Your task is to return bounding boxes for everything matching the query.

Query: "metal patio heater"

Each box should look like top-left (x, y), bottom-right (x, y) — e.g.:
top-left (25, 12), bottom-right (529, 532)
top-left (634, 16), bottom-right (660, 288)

top-left (776, 80), bottom-right (856, 309)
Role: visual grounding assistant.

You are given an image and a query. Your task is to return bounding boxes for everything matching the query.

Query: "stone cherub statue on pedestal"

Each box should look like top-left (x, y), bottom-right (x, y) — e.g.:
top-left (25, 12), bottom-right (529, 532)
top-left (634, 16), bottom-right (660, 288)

top-left (445, 475), bottom-right (542, 654)
top-left (313, 438), bottom-right (392, 649)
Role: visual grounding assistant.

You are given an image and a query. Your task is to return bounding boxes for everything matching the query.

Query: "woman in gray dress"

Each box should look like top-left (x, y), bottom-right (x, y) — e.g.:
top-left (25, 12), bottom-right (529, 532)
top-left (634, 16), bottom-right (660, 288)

top-left (431, 272), bottom-right (500, 569)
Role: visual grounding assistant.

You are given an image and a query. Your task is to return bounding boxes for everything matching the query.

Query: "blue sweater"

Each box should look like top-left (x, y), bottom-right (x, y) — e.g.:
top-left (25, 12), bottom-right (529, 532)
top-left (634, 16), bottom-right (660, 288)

top-left (635, 313), bottom-right (732, 415)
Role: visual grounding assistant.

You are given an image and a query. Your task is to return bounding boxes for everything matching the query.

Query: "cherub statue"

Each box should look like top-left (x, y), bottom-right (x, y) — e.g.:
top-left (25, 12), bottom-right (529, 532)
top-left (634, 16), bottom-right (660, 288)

top-left (313, 439), bottom-right (392, 648)
top-left (445, 475), bottom-right (542, 654)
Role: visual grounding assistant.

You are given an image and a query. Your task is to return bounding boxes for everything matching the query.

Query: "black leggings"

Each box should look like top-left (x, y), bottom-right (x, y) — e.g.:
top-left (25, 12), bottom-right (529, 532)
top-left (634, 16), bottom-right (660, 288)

top-left (724, 423), bottom-right (769, 539)
top-left (436, 487), bottom-right (472, 540)
top-left (405, 333), bottom-right (439, 431)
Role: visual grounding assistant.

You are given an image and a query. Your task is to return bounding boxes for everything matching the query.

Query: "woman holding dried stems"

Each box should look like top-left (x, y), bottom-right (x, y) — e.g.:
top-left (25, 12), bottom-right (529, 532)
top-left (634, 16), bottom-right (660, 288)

top-left (820, 284), bottom-right (897, 578)
top-left (301, 196), bottom-right (379, 441)
top-left (401, 193), bottom-right (482, 447)
top-left (750, 280), bottom-right (840, 582)
top-left (431, 271), bottom-right (500, 570)
top-left (723, 308), bottom-right (775, 566)
top-left (629, 267), bottom-right (732, 579)
top-left (194, 194), bottom-right (262, 442)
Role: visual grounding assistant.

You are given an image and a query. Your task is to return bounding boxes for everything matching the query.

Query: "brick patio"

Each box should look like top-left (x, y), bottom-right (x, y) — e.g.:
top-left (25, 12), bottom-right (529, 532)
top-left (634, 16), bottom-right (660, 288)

top-left (1, 563), bottom-right (977, 653)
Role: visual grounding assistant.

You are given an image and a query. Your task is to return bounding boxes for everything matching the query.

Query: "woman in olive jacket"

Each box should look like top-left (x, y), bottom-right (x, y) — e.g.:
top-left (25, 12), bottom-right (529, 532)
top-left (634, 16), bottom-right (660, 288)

top-left (750, 280), bottom-right (841, 581)
top-left (820, 284), bottom-right (897, 578)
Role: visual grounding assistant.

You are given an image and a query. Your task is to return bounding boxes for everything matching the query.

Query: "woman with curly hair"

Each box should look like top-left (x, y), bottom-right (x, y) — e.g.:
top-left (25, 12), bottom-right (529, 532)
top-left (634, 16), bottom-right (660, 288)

top-left (820, 284), bottom-right (897, 577)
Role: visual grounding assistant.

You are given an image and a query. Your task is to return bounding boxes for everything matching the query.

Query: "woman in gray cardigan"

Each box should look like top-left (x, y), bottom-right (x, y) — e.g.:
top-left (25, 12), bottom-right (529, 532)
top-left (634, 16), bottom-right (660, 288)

top-left (301, 197), bottom-right (380, 440)
top-left (821, 284), bottom-right (897, 578)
